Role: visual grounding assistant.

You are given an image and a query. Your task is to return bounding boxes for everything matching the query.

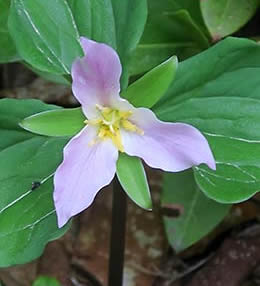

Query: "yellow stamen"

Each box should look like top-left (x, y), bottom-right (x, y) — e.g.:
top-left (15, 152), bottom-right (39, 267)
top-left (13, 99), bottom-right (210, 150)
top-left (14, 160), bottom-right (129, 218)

top-left (111, 130), bottom-right (124, 152)
top-left (84, 105), bottom-right (143, 151)
top-left (121, 119), bottom-right (144, 135)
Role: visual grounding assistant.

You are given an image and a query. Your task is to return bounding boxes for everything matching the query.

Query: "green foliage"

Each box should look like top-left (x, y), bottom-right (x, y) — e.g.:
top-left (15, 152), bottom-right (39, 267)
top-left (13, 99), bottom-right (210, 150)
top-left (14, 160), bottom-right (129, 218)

top-left (110, 0), bottom-right (147, 87)
top-left (32, 276), bottom-right (61, 286)
top-left (201, 0), bottom-right (259, 39)
top-left (8, 0), bottom-right (147, 88)
top-left (21, 108), bottom-right (85, 137)
top-left (130, 0), bottom-right (209, 75)
top-left (67, 0), bottom-right (117, 49)
top-left (122, 56), bottom-right (178, 108)
top-left (8, 0), bottom-right (84, 74)
top-left (0, 99), bottom-right (70, 266)
top-left (148, 0), bottom-right (206, 31)
top-left (162, 170), bottom-right (230, 252)
top-left (155, 37), bottom-right (260, 203)
top-left (0, 0), bottom-right (19, 63)
top-left (117, 153), bottom-right (152, 210)
top-left (3, 0), bottom-right (260, 267)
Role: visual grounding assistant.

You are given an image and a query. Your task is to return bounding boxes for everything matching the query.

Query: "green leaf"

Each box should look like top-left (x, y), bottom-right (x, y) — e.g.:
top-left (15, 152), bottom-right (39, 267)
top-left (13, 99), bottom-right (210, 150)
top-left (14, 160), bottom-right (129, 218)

top-left (0, 0), bottom-right (19, 62)
top-left (33, 276), bottom-right (61, 286)
top-left (201, 0), bottom-right (259, 39)
top-left (130, 9), bottom-right (209, 75)
top-left (122, 56), bottom-right (178, 108)
top-left (8, 0), bottom-right (83, 74)
top-left (111, 0), bottom-right (147, 88)
top-left (148, 0), bottom-right (206, 30)
top-left (162, 170), bottom-right (230, 252)
top-left (0, 99), bottom-right (70, 266)
top-left (21, 108), bottom-right (85, 137)
top-left (67, 0), bottom-right (117, 49)
top-left (154, 37), bottom-right (260, 203)
top-left (116, 153), bottom-right (152, 210)
top-left (67, 0), bottom-right (147, 89)
top-left (27, 64), bottom-right (71, 85)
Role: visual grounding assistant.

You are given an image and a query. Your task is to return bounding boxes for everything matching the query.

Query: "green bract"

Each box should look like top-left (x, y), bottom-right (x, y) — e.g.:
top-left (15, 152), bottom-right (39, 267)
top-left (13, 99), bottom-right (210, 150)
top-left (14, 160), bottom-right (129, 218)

top-left (117, 153), bottom-right (152, 210)
top-left (122, 56), bottom-right (178, 108)
top-left (21, 108), bottom-right (85, 137)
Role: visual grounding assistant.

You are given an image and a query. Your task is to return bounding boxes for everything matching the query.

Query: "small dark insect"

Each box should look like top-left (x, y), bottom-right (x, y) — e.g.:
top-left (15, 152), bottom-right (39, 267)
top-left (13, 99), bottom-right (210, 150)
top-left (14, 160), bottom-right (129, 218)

top-left (31, 181), bottom-right (41, 190)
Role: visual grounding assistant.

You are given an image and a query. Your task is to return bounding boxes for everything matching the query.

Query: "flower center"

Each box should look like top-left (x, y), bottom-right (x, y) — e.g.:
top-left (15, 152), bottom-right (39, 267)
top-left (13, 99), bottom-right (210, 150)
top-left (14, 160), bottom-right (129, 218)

top-left (85, 104), bottom-right (143, 152)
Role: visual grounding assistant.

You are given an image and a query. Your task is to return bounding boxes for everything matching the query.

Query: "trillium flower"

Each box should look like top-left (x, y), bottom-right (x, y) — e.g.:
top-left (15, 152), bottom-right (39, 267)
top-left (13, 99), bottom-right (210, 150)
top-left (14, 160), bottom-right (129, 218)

top-left (54, 37), bottom-right (216, 228)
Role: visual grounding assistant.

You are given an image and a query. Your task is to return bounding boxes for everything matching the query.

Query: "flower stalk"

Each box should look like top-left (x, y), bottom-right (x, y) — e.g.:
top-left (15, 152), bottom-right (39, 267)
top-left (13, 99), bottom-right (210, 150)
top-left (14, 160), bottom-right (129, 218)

top-left (108, 177), bottom-right (127, 286)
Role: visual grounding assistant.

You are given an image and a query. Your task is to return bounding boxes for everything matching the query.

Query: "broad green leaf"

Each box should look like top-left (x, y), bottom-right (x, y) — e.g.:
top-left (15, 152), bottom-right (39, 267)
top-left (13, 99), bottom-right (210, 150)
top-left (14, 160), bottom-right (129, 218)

top-left (130, 9), bottom-right (209, 75)
top-left (33, 276), bottom-right (61, 286)
top-left (67, 0), bottom-right (117, 49)
top-left (148, 0), bottom-right (206, 30)
top-left (27, 64), bottom-right (71, 85)
top-left (8, 0), bottom-right (83, 74)
top-left (162, 170), bottom-right (230, 252)
top-left (68, 0), bottom-right (147, 89)
top-left (116, 153), bottom-right (152, 210)
top-left (201, 0), bottom-right (259, 39)
top-left (111, 0), bottom-right (147, 88)
top-left (154, 37), bottom-right (260, 203)
top-left (21, 108), bottom-right (85, 137)
top-left (0, 99), bottom-right (70, 266)
top-left (122, 56), bottom-right (178, 108)
top-left (0, 0), bottom-right (19, 62)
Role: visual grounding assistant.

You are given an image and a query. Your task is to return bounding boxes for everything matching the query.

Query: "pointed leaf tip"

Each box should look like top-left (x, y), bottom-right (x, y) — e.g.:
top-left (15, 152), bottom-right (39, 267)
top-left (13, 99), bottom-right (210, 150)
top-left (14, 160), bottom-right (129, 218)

top-left (21, 108), bottom-right (85, 137)
top-left (122, 56), bottom-right (178, 108)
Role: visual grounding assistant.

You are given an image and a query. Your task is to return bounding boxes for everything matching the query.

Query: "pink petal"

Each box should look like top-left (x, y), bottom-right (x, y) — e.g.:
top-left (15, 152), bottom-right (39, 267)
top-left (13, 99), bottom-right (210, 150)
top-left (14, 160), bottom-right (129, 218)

top-left (121, 108), bottom-right (216, 172)
top-left (71, 37), bottom-right (122, 118)
top-left (54, 125), bottom-right (118, 227)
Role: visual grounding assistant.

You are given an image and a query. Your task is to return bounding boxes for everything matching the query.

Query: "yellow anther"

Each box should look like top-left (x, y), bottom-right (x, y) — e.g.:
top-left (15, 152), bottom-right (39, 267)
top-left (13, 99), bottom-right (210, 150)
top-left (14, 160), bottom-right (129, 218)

top-left (98, 128), bottom-right (108, 139)
top-left (119, 110), bottom-right (133, 119)
top-left (122, 120), bottom-right (137, 132)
